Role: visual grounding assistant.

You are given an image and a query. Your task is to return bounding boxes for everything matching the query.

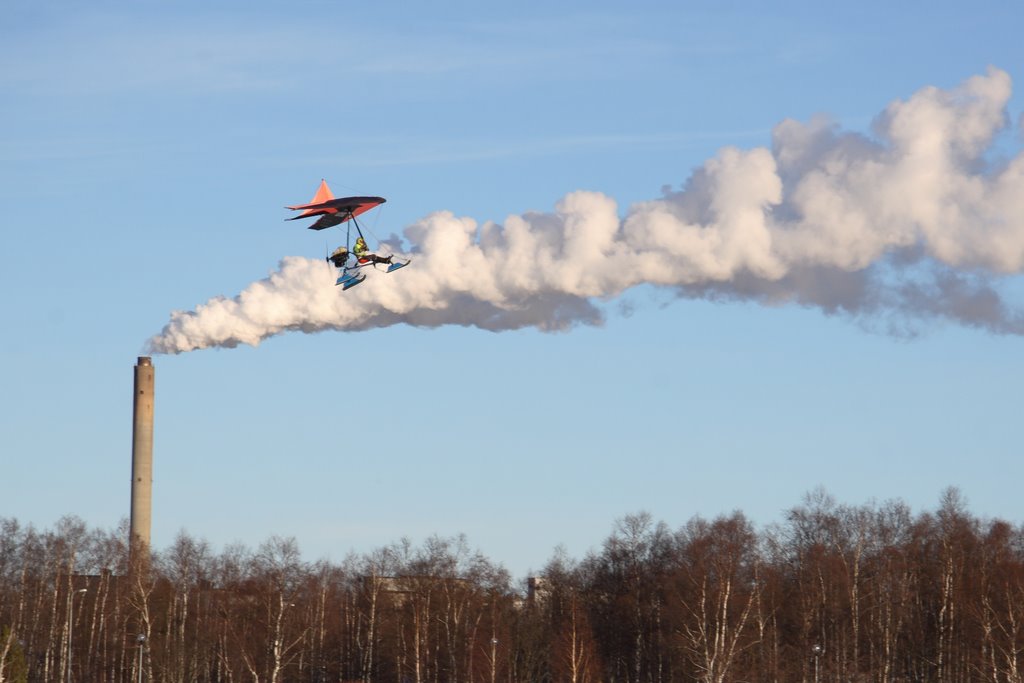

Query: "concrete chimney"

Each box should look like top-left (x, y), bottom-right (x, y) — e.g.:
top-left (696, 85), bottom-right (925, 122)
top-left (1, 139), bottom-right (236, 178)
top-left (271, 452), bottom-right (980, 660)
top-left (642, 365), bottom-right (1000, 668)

top-left (130, 356), bottom-right (154, 558)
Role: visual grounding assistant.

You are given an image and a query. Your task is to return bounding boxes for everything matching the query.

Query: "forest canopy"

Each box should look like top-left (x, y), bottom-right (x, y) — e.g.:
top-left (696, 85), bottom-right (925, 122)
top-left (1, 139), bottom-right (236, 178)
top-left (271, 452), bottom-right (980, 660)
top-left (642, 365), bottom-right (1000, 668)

top-left (1, 488), bottom-right (1022, 683)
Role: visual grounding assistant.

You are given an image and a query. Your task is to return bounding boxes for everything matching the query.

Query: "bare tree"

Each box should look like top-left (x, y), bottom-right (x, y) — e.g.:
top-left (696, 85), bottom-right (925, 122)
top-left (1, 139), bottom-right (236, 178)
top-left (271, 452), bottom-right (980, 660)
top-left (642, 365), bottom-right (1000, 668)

top-left (585, 512), bottom-right (674, 683)
top-left (672, 513), bottom-right (760, 683)
top-left (254, 536), bottom-right (308, 683)
top-left (551, 589), bottom-right (599, 683)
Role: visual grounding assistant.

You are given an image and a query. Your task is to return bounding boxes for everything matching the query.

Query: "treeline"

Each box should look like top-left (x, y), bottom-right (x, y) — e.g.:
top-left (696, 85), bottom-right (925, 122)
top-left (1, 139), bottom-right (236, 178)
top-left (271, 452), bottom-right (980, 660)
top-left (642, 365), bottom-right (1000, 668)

top-left (1, 488), bottom-right (1023, 683)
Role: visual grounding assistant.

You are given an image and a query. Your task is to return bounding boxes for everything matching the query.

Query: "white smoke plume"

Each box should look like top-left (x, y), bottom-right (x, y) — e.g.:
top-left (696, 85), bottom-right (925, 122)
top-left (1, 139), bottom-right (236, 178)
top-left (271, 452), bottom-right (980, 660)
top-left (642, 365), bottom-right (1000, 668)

top-left (148, 68), bottom-right (1024, 354)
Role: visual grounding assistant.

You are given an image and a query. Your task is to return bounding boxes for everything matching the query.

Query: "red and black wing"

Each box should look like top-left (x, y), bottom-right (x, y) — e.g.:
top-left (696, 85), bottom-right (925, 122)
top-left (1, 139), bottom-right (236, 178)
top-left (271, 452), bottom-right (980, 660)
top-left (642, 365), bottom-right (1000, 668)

top-left (286, 180), bottom-right (386, 230)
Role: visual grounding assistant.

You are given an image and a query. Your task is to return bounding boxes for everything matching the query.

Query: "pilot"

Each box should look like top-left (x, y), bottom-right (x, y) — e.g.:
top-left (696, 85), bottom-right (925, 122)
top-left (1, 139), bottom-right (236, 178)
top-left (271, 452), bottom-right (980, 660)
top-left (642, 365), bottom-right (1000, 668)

top-left (353, 236), bottom-right (392, 265)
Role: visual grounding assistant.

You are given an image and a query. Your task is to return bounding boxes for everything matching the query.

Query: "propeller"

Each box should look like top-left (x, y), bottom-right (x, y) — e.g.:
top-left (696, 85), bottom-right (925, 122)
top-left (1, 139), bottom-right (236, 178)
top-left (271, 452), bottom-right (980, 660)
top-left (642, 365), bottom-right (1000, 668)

top-left (324, 240), bottom-right (337, 283)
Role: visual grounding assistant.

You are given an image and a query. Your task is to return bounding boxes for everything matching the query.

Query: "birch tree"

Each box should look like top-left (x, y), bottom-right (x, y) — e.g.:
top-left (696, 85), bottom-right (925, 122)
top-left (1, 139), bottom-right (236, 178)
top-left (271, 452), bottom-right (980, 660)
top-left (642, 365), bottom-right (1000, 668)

top-left (672, 513), bottom-right (760, 683)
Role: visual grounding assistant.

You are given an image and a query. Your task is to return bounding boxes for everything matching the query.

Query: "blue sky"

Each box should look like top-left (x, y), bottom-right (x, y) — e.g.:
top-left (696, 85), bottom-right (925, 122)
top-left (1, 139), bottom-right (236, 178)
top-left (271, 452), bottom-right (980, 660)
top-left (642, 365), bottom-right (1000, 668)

top-left (2, 1), bottom-right (1023, 579)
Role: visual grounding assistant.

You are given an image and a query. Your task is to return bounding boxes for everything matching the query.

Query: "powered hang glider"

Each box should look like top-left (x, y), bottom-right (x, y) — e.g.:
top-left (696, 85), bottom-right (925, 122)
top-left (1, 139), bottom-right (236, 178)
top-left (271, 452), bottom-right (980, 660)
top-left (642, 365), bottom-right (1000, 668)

top-left (286, 179), bottom-right (410, 290)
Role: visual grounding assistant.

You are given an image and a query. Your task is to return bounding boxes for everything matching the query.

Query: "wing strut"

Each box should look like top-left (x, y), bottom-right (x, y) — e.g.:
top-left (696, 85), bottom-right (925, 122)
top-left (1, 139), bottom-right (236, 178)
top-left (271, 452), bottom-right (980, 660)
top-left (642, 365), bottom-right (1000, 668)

top-left (343, 211), bottom-right (367, 251)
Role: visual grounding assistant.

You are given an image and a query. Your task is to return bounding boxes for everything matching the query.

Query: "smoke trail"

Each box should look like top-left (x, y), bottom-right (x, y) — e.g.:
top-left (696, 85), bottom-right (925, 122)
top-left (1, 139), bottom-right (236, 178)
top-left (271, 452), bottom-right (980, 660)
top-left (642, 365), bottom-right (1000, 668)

top-left (148, 67), bottom-right (1024, 354)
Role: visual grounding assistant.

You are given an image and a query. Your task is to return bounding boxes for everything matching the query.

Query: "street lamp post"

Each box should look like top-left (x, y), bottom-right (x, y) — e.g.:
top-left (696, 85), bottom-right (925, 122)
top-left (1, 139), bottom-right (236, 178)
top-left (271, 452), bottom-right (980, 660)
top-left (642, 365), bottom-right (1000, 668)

top-left (136, 634), bottom-right (147, 683)
top-left (67, 588), bottom-right (87, 683)
top-left (812, 643), bottom-right (823, 683)
top-left (490, 638), bottom-right (498, 683)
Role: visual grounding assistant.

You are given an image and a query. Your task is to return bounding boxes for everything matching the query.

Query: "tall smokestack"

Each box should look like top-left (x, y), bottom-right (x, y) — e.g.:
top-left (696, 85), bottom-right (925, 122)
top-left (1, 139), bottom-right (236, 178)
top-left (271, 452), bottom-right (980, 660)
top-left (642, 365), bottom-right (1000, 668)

top-left (130, 356), bottom-right (154, 559)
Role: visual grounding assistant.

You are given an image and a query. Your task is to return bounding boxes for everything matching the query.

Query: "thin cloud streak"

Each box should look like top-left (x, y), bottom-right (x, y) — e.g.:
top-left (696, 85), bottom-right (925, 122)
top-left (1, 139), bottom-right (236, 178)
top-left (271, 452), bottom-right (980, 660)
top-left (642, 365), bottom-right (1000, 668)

top-left (287, 130), bottom-right (771, 169)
